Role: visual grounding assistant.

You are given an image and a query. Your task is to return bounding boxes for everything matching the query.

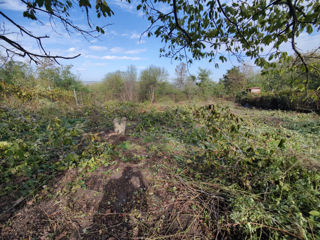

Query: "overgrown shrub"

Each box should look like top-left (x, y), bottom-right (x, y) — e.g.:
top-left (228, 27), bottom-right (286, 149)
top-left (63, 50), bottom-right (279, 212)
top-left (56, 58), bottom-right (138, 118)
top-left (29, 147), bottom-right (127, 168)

top-left (183, 104), bottom-right (320, 239)
top-left (1, 99), bottom-right (319, 239)
top-left (0, 83), bottom-right (76, 104)
top-left (236, 90), bottom-right (320, 113)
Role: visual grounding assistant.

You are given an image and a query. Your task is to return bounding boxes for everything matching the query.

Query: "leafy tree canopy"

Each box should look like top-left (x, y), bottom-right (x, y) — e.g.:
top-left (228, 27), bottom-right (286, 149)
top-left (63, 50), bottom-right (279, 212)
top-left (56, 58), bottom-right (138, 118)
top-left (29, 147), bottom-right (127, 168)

top-left (136, 0), bottom-right (320, 73)
top-left (139, 65), bottom-right (168, 102)
top-left (0, 59), bottom-right (35, 86)
top-left (221, 66), bottom-right (246, 94)
top-left (262, 52), bottom-right (320, 90)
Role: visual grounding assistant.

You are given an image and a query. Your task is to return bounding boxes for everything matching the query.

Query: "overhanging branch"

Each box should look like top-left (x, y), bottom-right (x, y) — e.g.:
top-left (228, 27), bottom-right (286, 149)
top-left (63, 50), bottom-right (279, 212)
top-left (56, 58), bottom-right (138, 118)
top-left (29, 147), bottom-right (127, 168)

top-left (285, 0), bottom-right (309, 89)
top-left (0, 35), bottom-right (80, 64)
top-left (0, 0), bottom-right (111, 64)
top-left (172, 0), bottom-right (193, 45)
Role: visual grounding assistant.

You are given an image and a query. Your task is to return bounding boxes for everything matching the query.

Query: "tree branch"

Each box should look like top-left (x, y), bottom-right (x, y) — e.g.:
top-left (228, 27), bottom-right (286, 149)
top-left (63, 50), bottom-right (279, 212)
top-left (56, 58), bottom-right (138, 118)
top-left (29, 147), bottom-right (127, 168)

top-left (0, 1), bottom-right (111, 64)
top-left (286, 0), bottom-right (309, 89)
top-left (0, 11), bottom-right (48, 39)
top-left (172, 0), bottom-right (193, 45)
top-left (20, 0), bottom-right (98, 38)
top-left (0, 35), bottom-right (80, 64)
top-left (216, 0), bottom-right (250, 49)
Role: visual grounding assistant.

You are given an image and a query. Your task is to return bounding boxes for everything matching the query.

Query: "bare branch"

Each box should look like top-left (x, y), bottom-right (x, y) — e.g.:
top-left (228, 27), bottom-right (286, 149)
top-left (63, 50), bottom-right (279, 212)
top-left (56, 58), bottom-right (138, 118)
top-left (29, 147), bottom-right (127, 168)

top-left (285, 0), bottom-right (309, 88)
top-left (0, 0), bottom-right (111, 64)
top-left (0, 35), bottom-right (80, 64)
top-left (20, 0), bottom-right (97, 38)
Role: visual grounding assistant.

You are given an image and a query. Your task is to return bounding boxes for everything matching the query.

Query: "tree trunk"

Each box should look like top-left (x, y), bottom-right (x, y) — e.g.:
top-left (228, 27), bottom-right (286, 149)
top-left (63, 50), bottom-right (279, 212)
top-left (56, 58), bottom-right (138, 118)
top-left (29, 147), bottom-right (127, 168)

top-left (150, 87), bottom-right (155, 103)
top-left (73, 89), bottom-right (79, 106)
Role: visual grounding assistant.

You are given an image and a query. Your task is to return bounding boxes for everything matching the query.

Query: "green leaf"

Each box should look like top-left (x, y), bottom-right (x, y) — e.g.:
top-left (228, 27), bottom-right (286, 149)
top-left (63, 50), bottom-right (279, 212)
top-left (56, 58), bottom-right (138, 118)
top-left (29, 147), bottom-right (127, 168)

top-left (307, 24), bottom-right (313, 34)
top-left (37, 0), bottom-right (44, 7)
top-left (44, 0), bottom-right (53, 12)
top-left (309, 210), bottom-right (320, 217)
top-left (278, 139), bottom-right (285, 148)
top-left (0, 141), bottom-right (11, 149)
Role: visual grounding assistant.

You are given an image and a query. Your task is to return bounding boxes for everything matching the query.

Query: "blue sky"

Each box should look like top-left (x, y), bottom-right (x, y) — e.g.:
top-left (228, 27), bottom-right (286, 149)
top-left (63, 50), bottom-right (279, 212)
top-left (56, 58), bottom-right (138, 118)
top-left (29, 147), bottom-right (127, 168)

top-left (1, 0), bottom-right (320, 83)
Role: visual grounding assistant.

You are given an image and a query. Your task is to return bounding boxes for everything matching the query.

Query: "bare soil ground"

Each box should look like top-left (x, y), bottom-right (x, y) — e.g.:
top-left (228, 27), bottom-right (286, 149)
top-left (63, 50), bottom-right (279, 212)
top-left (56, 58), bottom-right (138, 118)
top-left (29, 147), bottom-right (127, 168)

top-left (0, 134), bottom-right (204, 239)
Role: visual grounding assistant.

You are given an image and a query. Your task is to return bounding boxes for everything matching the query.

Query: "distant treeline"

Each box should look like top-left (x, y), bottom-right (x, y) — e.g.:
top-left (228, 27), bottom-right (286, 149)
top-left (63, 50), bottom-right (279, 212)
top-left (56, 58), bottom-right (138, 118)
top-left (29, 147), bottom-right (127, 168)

top-left (1, 52), bottom-right (319, 110)
top-left (88, 64), bottom-right (225, 103)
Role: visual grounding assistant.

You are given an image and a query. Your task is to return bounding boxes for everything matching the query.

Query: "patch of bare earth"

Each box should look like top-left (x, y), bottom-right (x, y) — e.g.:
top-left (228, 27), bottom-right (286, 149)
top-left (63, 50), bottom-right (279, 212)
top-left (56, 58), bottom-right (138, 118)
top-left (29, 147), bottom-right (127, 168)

top-left (0, 133), bottom-right (208, 239)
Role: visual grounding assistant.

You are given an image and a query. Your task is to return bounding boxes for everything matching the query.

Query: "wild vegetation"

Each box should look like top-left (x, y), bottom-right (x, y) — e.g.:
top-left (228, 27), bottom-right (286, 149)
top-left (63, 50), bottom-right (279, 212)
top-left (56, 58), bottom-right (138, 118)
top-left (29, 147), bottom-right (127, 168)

top-left (0, 58), bottom-right (319, 239)
top-left (236, 54), bottom-right (320, 113)
top-left (1, 0), bottom-right (320, 239)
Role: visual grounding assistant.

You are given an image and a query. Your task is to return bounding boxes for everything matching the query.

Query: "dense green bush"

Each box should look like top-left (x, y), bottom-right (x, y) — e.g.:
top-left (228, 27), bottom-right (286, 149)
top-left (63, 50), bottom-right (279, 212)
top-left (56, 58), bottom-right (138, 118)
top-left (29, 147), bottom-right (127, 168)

top-left (183, 104), bottom-right (320, 239)
top-left (129, 103), bottom-right (320, 239)
top-left (236, 90), bottom-right (320, 113)
top-left (0, 83), bottom-right (75, 103)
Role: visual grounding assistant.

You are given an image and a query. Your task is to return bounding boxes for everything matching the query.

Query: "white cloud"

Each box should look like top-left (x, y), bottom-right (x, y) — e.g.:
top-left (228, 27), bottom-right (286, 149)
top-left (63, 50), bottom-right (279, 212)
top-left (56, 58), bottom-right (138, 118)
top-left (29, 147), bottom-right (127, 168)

top-left (111, 0), bottom-right (143, 16)
top-left (102, 55), bottom-right (141, 60)
top-left (89, 45), bottom-right (107, 51)
top-left (136, 65), bottom-right (146, 70)
top-left (125, 48), bottom-right (146, 54)
top-left (74, 67), bottom-right (86, 72)
top-left (107, 47), bottom-right (146, 54)
top-left (112, 0), bottom-right (134, 10)
top-left (130, 33), bottom-right (141, 39)
top-left (0, 0), bottom-right (25, 11)
top-left (137, 39), bottom-right (146, 45)
top-left (84, 54), bottom-right (142, 61)
top-left (109, 30), bottom-right (118, 36)
top-left (84, 54), bottom-right (101, 59)
top-left (94, 62), bottom-right (108, 66)
top-left (158, 4), bottom-right (171, 13)
top-left (129, 33), bottom-right (147, 44)
top-left (110, 47), bottom-right (124, 53)
top-left (68, 47), bottom-right (76, 52)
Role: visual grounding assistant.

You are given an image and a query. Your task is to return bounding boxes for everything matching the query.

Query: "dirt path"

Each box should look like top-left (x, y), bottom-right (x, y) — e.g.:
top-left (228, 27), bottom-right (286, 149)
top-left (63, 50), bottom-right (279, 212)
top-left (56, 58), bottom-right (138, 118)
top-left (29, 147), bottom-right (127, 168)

top-left (1, 130), bottom-right (206, 239)
top-left (2, 160), bottom-right (148, 238)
